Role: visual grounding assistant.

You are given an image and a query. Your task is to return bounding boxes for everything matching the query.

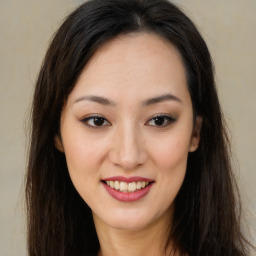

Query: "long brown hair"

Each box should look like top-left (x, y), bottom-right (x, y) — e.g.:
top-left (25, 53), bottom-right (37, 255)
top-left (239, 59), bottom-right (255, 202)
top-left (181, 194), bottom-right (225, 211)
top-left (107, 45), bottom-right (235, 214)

top-left (26, 0), bottom-right (252, 255)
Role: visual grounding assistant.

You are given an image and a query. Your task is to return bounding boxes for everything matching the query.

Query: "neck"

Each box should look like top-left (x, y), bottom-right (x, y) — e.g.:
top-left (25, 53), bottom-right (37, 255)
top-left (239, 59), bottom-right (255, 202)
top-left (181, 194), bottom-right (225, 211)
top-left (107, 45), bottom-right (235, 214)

top-left (93, 209), bottom-right (178, 256)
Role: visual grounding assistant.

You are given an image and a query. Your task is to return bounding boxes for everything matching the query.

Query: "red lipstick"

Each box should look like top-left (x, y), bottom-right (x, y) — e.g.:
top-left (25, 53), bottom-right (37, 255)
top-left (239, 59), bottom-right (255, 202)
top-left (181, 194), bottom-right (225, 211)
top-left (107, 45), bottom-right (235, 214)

top-left (102, 176), bottom-right (154, 202)
top-left (104, 176), bottom-right (153, 183)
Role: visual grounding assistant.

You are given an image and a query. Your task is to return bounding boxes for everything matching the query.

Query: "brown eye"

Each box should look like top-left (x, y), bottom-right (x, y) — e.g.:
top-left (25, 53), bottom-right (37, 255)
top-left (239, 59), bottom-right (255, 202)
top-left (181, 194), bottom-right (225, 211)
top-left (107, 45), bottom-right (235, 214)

top-left (146, 115), bottom-right (175, 127)
top-left (82, 116), bottom-right (111, 127)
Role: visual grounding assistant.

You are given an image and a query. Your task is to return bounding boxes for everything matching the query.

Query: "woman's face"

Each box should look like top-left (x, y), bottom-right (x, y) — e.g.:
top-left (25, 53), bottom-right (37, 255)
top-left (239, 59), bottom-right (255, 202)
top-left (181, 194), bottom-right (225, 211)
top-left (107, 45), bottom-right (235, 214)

top-left (56, 32), bottom-right (201, 231)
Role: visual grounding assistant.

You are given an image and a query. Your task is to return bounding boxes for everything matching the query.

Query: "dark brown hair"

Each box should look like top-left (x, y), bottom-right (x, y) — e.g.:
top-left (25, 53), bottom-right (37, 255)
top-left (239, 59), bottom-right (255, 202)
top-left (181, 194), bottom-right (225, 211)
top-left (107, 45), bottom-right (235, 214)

top-left (26, 0), bottom-right (252, 255)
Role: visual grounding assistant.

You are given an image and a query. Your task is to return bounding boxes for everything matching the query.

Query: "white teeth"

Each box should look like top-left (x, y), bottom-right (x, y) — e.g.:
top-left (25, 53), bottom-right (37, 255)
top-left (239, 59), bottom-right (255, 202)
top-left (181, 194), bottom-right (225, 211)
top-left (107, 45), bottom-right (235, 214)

top-left (105, 180), bottom-right (151, 192)
top-left (136, 181), bottom-right (142, 190)
top-left (128, 182), bottom-right (136, 192)
top-left (114, 180), bottom-right (120, 190)
top-left (110, 180), bottom-right (114, 188)
top-left (120, 181), bottom-right (128, 191)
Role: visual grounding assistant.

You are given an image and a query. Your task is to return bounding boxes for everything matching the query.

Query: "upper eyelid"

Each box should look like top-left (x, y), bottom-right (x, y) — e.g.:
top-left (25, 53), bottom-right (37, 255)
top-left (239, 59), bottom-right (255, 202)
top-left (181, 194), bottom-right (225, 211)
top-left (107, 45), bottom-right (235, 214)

top-left (80, 113), bottom-right (175, 124)
top-left (80, 113), bottom-right (175, 120)
top-left (147, 113), bottom-right (176, 120)
top-left (81, 115), bottom-right (111, 126)
top-left (145, 114), bottom-right (176, 126)
top-left (81, 114), bottom-right (107, 120)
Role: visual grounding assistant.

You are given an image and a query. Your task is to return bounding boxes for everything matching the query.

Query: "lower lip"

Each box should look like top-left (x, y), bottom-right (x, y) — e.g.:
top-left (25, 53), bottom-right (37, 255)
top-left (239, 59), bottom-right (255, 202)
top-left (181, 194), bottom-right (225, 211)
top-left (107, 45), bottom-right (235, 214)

top-left (102, 182), bottom-right (153, 202)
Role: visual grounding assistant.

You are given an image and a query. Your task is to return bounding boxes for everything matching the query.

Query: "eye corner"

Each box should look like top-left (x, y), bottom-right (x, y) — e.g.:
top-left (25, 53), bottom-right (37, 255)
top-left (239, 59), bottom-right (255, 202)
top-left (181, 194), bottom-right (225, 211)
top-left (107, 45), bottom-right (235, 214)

top-left (145, 114), bottom-right (176, 128)
top-left (80, 115), bottom-right (111, 128)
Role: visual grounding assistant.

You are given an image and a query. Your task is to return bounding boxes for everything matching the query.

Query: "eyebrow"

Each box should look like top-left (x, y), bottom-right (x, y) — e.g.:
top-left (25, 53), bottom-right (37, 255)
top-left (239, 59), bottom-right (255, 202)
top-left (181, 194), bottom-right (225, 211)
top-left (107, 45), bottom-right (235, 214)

top-left (73, 93), bottom-right (182, 106)
top-left (73, 95), bottom-right (117, 106)
top-left (142, 93), bottom-right (182, 106)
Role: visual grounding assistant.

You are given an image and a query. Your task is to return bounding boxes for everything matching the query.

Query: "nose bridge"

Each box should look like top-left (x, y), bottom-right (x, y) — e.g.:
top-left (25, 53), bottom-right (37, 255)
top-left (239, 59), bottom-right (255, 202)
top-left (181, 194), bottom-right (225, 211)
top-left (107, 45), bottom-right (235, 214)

top-left (111, 121), bottom-right (146, 169)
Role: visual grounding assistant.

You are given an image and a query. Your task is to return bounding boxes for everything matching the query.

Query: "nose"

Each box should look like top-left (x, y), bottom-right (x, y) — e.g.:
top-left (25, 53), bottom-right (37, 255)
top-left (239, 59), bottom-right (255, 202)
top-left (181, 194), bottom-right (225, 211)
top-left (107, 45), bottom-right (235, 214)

top-left (108, 124), bottom-right (147, 170)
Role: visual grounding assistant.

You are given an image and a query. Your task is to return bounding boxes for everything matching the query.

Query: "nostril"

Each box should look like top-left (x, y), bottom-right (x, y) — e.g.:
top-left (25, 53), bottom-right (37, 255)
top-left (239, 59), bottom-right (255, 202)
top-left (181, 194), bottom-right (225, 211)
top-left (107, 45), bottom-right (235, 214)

top-left (107, 136), bottom-right (147, 169)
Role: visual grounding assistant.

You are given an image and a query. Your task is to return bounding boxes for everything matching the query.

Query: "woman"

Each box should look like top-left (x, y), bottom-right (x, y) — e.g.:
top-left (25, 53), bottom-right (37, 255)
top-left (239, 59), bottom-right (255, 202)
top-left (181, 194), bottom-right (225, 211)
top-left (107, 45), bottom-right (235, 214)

top-left (26, 0), bottom-right (252, 255)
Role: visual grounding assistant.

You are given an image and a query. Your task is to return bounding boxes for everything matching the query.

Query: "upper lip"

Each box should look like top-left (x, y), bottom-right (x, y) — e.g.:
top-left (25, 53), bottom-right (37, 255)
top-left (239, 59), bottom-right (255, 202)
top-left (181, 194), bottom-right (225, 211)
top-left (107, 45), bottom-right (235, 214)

top-left (103, 176), bottom-right (154, 183)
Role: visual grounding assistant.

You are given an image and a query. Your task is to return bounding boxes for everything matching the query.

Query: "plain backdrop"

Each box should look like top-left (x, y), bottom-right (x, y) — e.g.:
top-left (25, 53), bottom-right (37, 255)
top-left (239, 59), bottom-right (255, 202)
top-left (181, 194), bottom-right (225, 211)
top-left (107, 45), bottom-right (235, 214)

top-left (0, 0), bottom-right (255, 255)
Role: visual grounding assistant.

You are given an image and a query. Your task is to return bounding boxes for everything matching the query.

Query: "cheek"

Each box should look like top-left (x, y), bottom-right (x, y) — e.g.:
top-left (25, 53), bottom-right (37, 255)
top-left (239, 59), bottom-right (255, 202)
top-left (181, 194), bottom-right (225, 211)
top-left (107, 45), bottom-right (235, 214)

top-left (144, 136), bottom-right (190, 220)
top-left (151, 136), bottom-right (189, 206)
top-left (151, 134), bottom-right (190, 172)
top-left (61, 133), bottom-right (107, 203)
top-left (62, 130), bottom-right (106, 171)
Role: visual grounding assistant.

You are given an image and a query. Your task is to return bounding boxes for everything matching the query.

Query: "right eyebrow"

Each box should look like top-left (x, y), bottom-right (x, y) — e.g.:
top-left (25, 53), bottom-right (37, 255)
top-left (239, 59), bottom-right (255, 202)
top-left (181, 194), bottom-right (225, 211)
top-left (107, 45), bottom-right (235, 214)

top-left (73, 95), bottom-right (117, 106)
top-left (142, 93), bottom-right (182, 106)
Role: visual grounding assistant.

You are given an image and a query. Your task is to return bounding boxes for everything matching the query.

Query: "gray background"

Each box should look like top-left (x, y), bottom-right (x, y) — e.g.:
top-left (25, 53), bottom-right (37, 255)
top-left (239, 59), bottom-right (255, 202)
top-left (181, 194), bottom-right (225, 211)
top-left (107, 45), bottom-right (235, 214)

top-left (0, 0), bottom-right (255, 255)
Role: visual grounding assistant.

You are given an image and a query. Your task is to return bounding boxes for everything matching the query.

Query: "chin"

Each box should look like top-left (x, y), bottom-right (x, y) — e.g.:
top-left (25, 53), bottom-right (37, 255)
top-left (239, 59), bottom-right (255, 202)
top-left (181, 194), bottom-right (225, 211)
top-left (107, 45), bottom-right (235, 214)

top-left (107, 216), bottom-right (151, 231)
top-left (93, 206), bottom-right (170, 232)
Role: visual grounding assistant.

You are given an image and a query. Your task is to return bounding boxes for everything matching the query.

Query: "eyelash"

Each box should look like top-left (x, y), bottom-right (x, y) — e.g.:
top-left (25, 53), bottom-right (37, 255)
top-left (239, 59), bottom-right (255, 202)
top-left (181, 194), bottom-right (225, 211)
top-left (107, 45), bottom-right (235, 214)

top-left (81, 114), bottom-right (176, 128)
top-left (81, 115), bottom-right (111, 128)
top-left (145, 114), bottom-right (176, 127)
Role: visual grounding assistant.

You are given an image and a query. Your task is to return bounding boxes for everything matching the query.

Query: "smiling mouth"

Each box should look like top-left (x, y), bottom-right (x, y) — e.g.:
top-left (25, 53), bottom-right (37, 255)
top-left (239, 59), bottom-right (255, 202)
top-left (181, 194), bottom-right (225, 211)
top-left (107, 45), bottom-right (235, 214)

top-left (102, 180), bottom-right (153, 193)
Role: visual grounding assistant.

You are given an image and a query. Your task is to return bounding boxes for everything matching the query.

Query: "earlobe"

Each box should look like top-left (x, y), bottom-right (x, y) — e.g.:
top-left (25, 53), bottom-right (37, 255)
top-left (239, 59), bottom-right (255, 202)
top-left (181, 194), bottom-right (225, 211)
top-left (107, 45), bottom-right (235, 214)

top-left (189, 116), bottom-right (202, 152)
top-left (54, 135), bottom-right (64, 152)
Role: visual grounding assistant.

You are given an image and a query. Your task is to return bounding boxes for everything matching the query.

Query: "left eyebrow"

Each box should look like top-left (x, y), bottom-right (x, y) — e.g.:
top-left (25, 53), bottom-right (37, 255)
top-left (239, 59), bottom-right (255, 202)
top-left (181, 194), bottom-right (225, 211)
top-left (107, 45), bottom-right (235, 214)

top-left (73, 95), bottom-right (117, 106)
top-left (142, 93), bottom-right (182, 106)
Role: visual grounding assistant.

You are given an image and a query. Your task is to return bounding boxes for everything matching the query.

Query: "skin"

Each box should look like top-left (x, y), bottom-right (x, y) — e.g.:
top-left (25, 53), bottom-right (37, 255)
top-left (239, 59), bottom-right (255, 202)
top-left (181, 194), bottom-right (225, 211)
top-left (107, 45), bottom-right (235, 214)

top-left (56, 32), bottom-right (201, 256)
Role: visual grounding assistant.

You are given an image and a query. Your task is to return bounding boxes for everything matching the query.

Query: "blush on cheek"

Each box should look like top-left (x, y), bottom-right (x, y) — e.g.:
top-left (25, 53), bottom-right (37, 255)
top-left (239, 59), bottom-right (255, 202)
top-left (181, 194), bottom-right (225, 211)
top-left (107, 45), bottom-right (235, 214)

top-left (155, 139), bottom-right (189, 168)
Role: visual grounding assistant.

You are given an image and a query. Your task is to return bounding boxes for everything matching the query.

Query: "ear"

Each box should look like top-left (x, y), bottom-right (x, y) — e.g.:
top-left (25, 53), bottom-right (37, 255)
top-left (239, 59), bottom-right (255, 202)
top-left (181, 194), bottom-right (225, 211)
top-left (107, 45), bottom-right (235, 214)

top-left (189, 116), bottom-right (202, 152)
top-left (54, 134), bottom-right (64, 152)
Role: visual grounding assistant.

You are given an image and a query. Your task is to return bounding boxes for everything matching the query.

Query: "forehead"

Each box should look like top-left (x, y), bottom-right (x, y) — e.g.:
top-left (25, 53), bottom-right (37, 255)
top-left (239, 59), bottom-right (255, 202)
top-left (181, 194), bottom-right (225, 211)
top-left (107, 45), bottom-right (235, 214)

top-left (67, 32), bottom-right (189, 105)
